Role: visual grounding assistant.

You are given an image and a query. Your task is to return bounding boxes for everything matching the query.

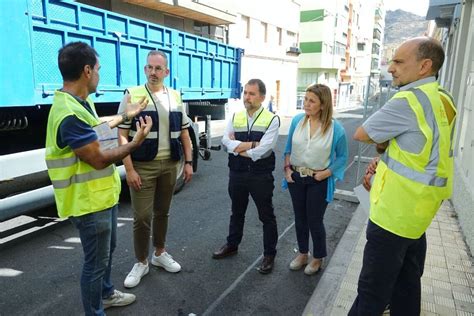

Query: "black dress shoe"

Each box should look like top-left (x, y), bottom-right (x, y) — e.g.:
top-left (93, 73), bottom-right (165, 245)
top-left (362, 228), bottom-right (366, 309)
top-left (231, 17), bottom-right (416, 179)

top-left (257, 255), bottom-right (275, 274)
top-left (212, 244), bottom-right (238, 259)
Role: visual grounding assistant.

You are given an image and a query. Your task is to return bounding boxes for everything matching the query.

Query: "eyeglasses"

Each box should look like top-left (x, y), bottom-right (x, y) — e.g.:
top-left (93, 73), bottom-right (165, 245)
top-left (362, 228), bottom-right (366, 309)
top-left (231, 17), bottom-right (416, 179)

top-left (146, 65), bottom-right (166, 72)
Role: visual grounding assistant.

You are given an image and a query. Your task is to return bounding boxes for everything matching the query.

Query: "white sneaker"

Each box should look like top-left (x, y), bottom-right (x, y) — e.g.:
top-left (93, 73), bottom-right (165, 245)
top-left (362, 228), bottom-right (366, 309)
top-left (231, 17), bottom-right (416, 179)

top-left (103, 290), bottom-right (136, 309)
top-left (151, 251), bottom-right (181, 273)
top-left (124, 262), bottom-right (149, 288)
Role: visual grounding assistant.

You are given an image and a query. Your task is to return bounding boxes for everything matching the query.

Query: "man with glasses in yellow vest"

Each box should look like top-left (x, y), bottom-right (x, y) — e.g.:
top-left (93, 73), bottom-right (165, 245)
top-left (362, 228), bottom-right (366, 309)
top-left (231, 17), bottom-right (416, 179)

top-left (349, 37), bottom-right (457, 315)
top-left (45, 42), bottom-right (152, 316)
top-left (117, 50), bottom-right (194, 288)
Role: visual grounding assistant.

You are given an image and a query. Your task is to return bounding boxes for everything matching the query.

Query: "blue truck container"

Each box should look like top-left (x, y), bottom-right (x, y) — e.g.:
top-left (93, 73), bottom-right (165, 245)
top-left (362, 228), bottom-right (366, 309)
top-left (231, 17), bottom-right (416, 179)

top-left (0, 0), bottom-right (243, 220)
top-left (0, 0), bottom-right (242, 110)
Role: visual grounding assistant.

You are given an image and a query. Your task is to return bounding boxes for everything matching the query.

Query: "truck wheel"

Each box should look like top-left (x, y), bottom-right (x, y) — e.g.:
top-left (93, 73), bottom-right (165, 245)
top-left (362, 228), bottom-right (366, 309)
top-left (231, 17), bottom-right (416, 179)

top-left (189, 125), bottom-right (199, 172)
top-left (174, 158), bottom-right (185, 194)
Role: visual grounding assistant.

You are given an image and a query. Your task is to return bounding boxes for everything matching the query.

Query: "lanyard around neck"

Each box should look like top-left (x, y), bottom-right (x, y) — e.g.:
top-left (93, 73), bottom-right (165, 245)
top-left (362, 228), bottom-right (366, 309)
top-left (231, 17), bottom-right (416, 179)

top-left (145, 84), bottom-right (172, 111)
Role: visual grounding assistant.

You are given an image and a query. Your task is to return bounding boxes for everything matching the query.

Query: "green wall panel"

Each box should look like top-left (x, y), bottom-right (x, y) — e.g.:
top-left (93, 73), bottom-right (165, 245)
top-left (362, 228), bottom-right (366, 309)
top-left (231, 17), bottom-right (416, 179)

top-left (300, 9), bottom-right (325, 22)
top-left (300, 42), bottom-right (323, 53)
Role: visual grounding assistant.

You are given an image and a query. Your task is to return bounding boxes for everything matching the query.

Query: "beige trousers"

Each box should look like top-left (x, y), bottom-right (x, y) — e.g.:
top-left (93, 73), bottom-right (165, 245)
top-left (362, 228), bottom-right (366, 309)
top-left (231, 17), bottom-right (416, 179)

top-left (130, 159), bottom-right (178, 262)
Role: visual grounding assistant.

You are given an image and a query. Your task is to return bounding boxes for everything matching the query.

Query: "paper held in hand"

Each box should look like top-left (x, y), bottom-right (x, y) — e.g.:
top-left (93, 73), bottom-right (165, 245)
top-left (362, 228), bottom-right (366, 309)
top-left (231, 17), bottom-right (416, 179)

top-left (93, 122), bottom-right (118, 150)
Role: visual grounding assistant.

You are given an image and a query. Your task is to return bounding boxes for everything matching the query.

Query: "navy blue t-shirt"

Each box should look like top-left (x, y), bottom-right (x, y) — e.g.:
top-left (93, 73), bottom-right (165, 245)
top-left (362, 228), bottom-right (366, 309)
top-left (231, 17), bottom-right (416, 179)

top-left (57, 93), bottom-right (98, 149)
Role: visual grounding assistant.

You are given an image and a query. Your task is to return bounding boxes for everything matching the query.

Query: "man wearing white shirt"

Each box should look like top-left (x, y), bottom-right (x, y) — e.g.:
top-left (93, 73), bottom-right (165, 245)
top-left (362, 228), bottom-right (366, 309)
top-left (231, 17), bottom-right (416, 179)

top-left (212, 79), bottom-right (280, 274)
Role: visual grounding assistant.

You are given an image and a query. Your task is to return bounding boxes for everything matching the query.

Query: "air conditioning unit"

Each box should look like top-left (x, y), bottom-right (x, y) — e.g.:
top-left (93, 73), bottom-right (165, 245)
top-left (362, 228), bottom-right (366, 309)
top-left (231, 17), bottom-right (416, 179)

top-left (286, 46), bottom-right (301, 56)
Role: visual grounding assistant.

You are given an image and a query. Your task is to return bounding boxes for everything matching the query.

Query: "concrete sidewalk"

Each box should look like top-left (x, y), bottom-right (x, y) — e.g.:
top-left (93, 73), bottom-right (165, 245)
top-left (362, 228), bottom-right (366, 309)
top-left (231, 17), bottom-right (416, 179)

top-left (304, 201), bottom-right (474, 316)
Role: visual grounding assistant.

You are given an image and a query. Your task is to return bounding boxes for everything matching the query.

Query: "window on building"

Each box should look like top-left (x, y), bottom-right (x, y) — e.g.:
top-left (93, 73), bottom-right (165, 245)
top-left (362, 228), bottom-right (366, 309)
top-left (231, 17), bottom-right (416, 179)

top-left (242, 15), bottom-right (250, 39)
top-left (299, 72), bottom-right (319, 86)
top-left (287, 31), bottom-right (296, 47)
top-left (373, 29), bottom-right (381, 41)
top-left (194, 21), bottom-right (209, 38)
top-left (324, 73), bottom-right (329, 81)
top-left (262, 22), bottom-right (268, 43)
top-left (277, 27), bottom-right (282, 45)
top-left (194, 22), bottom-right (227, 43)
top-left (212, 25), bottom-right (226, 43)
top-left (164, 14), bottom-right (184, 31)
top-left (371, 58), bottom-right (379, 70)
top-left (335, 42), bottom-right (345, 56)
top-left (372, 43), bottom-right (380, 55)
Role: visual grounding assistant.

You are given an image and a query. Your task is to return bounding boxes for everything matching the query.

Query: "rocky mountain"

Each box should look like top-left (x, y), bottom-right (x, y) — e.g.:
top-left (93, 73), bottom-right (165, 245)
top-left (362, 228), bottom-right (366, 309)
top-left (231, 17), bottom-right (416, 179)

top-left (384, 9), bottom-right (429, 46)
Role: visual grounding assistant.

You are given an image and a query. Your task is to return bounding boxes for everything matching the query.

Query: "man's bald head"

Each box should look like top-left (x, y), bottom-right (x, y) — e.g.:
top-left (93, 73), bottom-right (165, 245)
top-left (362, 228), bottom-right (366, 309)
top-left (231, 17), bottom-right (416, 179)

top-left (404, 37), bottom-right (445, 76)
top-left (389, 37), bottom-right (446, 86)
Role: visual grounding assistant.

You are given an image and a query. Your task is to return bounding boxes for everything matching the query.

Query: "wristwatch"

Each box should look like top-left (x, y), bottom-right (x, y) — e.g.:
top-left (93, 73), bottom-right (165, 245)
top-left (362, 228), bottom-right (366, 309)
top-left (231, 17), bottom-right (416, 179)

top-left (185, 160), bottom-right (193, 166)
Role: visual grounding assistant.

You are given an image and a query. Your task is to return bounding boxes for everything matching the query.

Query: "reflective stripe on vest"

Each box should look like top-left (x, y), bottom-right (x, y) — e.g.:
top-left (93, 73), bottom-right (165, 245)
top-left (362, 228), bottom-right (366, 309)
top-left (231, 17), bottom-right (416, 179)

top-left (45, 90), bottom-right (121, 218)
top-left (380, 87), bottom-right (455, 187)
top-left (128, 130), bottom-right (158, 139)
top-left (51, 165), bottom-right (115, 189)
top-left (46, 155), bottom-right (79, 168)
top-left (381, 153), bottom-right (447, 186)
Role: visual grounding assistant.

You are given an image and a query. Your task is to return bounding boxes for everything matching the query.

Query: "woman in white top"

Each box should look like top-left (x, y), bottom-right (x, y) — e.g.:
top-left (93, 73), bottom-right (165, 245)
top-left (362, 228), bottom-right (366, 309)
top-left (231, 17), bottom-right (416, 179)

top-left (283, 84), bottom-right (348, 275)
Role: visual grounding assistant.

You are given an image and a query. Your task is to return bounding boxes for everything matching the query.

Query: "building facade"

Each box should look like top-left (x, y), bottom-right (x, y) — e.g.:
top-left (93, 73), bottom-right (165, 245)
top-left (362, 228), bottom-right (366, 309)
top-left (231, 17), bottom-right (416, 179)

top-left (77, 0), bottom-right (301, 117)
top-left (426, 0), bottom-right (474, 252)
top-left (297, 0), bottom-right (384, 109)
top-left (352, 0), bottom-right (385, 101)
top-left (227, 0), bottom-right (301, 116)
top-left (297, 0), bottom-right (348, 107)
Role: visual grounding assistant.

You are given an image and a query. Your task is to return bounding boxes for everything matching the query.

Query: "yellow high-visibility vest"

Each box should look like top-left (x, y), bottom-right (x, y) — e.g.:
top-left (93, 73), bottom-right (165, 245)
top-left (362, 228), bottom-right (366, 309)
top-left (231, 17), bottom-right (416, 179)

top-left (229, 108), bottom-right (277, 172)
top-left (370, 81), bottom-right (456, 239)
top-left (232, 108), bottom-right (276, 136)
top-left (45, 91), bottom-right (121, 218)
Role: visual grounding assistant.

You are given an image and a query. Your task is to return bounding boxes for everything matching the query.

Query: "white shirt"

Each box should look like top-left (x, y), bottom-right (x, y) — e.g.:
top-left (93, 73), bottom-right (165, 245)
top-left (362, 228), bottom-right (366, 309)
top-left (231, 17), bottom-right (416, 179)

top-left (290, 119), bottom-right (333, 170)
top-left (222, 106), bottom-right (280, 161)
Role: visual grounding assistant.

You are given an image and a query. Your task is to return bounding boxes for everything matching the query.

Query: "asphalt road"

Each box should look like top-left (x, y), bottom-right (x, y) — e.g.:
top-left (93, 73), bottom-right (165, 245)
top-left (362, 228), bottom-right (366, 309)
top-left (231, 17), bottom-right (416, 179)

top-left (0, 108), bottom-right (375, 316)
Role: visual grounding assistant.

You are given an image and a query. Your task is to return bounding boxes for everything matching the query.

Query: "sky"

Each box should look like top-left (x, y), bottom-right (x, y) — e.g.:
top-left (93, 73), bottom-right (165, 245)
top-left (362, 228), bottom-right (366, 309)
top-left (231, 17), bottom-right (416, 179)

top-left (384, 0), bottom-right (429, 17)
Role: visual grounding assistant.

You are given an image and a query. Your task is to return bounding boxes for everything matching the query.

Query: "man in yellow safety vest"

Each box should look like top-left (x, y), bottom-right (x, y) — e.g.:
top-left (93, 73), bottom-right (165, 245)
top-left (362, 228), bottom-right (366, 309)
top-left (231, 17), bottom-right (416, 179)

top-left (45, 41), bottom-right (152, 316)
top-left (349, 37), bottom-right (457, 315)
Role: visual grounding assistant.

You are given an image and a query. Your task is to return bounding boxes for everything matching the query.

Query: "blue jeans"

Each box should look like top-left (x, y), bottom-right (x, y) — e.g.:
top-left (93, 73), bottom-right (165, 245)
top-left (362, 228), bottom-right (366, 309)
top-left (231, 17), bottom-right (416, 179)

top-left (288, 173), bottom-right (328, 258)
top-left (70, 205), bottom-right (117, 316)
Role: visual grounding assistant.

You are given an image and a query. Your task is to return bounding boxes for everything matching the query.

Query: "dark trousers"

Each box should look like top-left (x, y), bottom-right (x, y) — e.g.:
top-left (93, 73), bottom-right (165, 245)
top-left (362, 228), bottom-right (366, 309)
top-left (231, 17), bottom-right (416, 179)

top-left (227, 170), bottom-right (278, 256)
top-left (349, 220), bottom-right (427, 316)
top-left (288, 173), bottom-right (328, 258)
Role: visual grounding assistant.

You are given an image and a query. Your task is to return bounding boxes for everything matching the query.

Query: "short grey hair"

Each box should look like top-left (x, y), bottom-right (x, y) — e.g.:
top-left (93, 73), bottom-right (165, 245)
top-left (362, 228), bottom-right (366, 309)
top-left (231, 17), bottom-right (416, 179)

top-left (147, 50), bottom-right (168, 67)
